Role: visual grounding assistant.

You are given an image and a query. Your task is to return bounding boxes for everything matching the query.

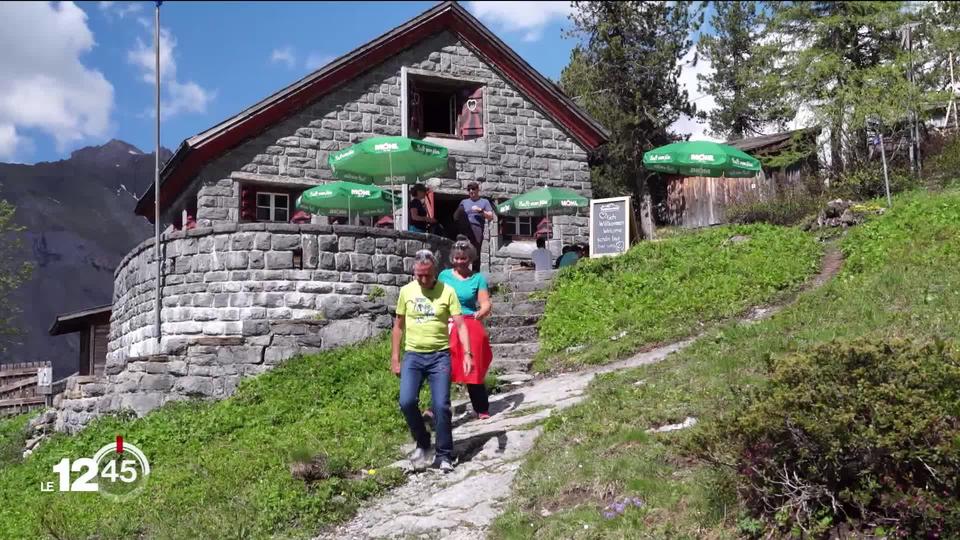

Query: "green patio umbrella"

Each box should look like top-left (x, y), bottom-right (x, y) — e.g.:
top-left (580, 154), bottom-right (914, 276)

top-left (327, 136), bottom-right (449, 184)
top-left (296, 181), bottom-right (401, 223)
top-left (642, 140), bottom-right (761, 178)
top-left (327, 136), bottom-right (449, 229)
top-left (496, 187), bottom-right (589, 216)
top-left (497, 187), bottom-right (589, 243)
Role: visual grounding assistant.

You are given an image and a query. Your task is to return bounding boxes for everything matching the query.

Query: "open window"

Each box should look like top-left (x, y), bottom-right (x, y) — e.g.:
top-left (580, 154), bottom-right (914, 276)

top-left (407, 75), bottom-right (484, 141)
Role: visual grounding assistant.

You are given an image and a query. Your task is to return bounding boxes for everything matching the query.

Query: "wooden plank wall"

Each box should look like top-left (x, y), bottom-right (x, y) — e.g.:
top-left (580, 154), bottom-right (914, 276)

top-left (0, 361), bottom-right (50, 416)
top-left (662, 173), bottom-right (776, 229)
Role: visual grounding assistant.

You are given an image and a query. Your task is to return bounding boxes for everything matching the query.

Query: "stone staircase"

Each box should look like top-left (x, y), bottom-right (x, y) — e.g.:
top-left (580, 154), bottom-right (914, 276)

top-left (485, 272), bottom-right (553, 386)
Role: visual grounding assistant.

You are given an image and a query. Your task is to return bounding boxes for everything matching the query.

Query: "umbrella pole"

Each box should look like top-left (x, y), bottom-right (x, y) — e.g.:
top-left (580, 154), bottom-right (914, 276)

top-left (389, 153), bottom-right (398, 231)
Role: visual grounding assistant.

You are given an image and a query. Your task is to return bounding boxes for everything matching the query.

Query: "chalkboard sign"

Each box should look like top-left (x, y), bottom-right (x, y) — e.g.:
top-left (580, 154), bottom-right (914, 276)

top-left (589, 196), bottom-right (633, 257)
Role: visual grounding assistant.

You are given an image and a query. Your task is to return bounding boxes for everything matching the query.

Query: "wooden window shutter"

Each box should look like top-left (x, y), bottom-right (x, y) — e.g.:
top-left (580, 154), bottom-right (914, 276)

top-left (459, 87), bottom-right (484, 139)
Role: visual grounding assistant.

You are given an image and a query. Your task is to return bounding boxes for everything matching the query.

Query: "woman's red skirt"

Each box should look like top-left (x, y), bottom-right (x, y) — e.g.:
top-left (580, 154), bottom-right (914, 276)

top-left (449, 315), bottom-right (493, 385)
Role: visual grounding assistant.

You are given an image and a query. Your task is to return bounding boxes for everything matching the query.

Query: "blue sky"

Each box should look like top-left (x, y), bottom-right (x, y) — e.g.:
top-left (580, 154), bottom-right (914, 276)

top-left (0, 1), bottom-right (715, 164)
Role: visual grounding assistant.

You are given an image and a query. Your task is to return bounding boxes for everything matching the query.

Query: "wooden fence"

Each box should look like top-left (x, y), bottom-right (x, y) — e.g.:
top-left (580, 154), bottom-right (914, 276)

top-left (0, 361), bottom-right (51, 416)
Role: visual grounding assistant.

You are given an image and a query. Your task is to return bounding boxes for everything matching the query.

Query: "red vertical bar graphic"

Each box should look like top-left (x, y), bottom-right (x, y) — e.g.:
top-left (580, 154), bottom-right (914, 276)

top-left (116, 435), bottom-right (124, 453)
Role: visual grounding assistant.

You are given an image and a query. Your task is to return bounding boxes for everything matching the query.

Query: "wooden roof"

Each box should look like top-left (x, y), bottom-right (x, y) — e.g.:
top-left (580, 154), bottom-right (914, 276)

top-left (135, 1), bottom-right (609, 222)
top-left (726, 127), bottom-right (821, 153)
top-left (49, 305), bottom-right (112, 336)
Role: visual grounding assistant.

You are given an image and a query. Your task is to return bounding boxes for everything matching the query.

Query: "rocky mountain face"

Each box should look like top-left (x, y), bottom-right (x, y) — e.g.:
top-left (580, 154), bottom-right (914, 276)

top-left (0, 140), bottom-right (172, 379)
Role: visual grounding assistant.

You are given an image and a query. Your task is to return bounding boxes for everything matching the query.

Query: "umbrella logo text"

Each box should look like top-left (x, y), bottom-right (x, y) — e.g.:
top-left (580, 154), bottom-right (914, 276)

top-left (690, 153), bottom-right (715, 162)
top-left (374, 143), bottom-right (399, 152)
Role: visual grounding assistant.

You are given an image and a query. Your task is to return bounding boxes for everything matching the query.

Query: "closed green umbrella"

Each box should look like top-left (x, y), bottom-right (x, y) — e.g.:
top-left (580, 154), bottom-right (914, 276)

top-left (642, 140), bottom-right (761, 178)
top-left (497, 187), bottom-right (589, 243)
top-left (296, 181), bottom-right (401, 222)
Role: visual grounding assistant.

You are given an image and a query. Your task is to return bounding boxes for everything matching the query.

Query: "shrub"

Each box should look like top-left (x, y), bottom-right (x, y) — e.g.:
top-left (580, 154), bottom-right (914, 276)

top-left (925, 133), bottom-right (960, 188)
top-left (727, 195), bottom-right (822, 226)
top-left (701, 338), bottom-right (960, 538)
top-left (831, 165), bottom-right (920, 201)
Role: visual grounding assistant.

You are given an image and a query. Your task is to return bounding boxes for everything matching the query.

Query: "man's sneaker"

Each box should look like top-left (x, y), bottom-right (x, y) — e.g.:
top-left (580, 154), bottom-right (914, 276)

top-left (433, 457), bottom-right (454, 473)
top-left (408, 447), bottom-right (432, 469)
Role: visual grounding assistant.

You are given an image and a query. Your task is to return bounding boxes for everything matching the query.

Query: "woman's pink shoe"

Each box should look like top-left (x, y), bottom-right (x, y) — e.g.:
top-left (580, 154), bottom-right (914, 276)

top-left (477, 413), bottom-right (491, 420)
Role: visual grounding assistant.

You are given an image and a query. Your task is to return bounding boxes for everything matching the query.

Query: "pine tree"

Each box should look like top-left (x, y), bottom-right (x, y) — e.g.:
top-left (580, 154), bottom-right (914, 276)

top-left (765, 1), bottom-right (912, 174)
top-left (697, 1), bottom-right (792, 140)
top-left (562, 1), bottom-right (702, 238)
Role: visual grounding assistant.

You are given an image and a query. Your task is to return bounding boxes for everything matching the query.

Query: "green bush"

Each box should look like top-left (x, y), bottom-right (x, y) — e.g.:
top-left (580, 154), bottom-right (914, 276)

top-left (831, 166), bottom-right (920, 201)
top-left (726, 195), bottom-right (822, 226)
top-left (925, 133), bottom-right (960, 188)
top-left (701, 338), bottom-right (960, 538)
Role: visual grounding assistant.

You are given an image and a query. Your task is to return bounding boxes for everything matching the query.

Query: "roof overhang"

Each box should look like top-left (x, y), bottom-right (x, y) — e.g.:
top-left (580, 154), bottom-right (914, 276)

top-left (135, 1), bottom-right (608, 223)
top-left (49, 305), bottom-right (112, 336)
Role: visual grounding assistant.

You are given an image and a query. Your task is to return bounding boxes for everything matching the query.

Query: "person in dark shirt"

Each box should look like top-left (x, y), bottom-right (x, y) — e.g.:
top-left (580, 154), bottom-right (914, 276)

top-left (408, 183), bottom-right (435, 233)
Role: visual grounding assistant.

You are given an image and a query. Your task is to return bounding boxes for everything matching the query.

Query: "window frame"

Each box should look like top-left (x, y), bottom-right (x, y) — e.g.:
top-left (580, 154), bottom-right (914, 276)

top-left (501, 215), bottom-right (537, 239)
top-left (255, 191), bottom-right (291, 223)
top-left (404, 70), bottom-right (485, 143)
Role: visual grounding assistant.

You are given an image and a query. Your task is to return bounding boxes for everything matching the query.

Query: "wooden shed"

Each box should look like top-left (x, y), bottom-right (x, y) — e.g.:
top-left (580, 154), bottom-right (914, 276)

top-left (49, 304), bottom-right (112, 377)
top-left (655, 127), bottom-right (821, 228)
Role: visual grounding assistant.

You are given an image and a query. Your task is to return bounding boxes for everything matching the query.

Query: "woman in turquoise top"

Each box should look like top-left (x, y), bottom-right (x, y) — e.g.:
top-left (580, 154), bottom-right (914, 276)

top-left (434, 236), bottom-right (494, 419)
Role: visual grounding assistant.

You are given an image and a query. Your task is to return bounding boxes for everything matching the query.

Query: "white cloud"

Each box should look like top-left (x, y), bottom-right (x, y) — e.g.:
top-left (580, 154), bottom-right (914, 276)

top-left (128, 23), bottom-right (214, 118)
top-left (270, 46), bottom-right (296, 68)
top-left (304, 52), bottom-right (334, 71)
top-left (0, 1), bottom-right (114, 160)
top-left (670, 46), bottom-right (721, 141)
top-left (99, 1), bottom-right (143, 20)
top-left (467, 1), bottom-right (574, 42)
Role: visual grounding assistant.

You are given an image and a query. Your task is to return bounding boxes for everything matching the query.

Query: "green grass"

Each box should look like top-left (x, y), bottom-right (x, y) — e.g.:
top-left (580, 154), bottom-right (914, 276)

top-left (0, 338), bottom-right (410, 540)
top-left (491, 189), bottom-right (960, 539)
top-left (538, 223), bottom-right (821, 369)
top-left (0, 412), bottom-right (32, 467)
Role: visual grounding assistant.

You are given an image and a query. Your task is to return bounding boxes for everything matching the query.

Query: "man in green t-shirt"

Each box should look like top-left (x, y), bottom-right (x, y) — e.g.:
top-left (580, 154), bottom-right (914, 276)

top-left (391, 249), bottom-right (473, 472)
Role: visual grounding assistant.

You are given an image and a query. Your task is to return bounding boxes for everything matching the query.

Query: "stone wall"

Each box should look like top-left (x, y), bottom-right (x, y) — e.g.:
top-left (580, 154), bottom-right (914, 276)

top-left (53, 224), bottom-right (451, 433)
top-left (181, 30), bottom-right (592, 272)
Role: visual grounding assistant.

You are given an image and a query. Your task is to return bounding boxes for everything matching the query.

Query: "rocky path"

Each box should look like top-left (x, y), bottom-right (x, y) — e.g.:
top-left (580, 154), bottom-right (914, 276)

top-left (318, 245), bottom-right (843, 540)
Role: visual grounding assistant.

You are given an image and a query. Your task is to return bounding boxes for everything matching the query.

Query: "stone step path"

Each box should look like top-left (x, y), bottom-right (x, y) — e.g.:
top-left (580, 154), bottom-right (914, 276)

top-left (484, 273), bottom-right (550, 381)
top-left (316, 338), bottom-right (695, 540)
top-left (315, 245), bottom-right (844, 540)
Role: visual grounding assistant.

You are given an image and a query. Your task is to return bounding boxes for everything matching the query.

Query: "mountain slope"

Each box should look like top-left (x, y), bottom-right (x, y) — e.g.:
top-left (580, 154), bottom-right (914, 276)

top-left (0, 140), bottom-right (171, 379)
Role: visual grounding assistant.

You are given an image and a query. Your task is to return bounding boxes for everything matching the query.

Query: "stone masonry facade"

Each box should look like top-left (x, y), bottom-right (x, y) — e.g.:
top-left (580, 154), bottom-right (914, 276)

top-left (179, 30), bottom-right (592, 272)
top-left (52, 224), bottom-right (451, 433)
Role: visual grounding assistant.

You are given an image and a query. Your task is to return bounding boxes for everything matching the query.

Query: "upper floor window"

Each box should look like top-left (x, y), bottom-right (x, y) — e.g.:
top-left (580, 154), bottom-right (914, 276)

top-left (408, 76), bottom-right (484, 140)
top-left (255, 192), bottom-right (289, 222)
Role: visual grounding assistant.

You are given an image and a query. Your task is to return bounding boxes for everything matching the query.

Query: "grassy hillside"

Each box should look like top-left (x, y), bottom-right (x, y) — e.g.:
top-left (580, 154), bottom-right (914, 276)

top-left (0, 339), bottom-right (408, 539)
top-left (538, 223), bottom-right (821, 369)
top-left (492, 189), bottom-right (960, 538)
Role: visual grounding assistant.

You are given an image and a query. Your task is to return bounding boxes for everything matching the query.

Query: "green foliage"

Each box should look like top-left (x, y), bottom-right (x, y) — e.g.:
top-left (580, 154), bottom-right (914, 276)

top-left (0, 413), bottom-right (31, 467)
top-left (539, 224), bottom-right (820, 366)
top-left (700, 339), bottom-right (960, 537)
top-left (366, 286), bottom-right (385, 301)
top-left (562, 1), bottom-right (703, 198)
top-left (726, 196), bottom-right (822, 227)
top-left (697, 1), bottom-right (793, 139)
top-left (831, 165), bottom-right (921, 201)
top-left (925, 133), bottom-right (960, 187)
top-left (0, 337), bottom-right (408, 539)
top-left (764, 2), bottom-right (929, 171)
top-left (0, 198), bottom-right (34, 353)
top-left (492, 189), bottom-right (960, 538)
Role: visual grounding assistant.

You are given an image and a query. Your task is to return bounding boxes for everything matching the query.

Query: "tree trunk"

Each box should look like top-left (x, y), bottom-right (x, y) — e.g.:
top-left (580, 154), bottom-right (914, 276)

top-left (635, 175), bottom-right (656, 240)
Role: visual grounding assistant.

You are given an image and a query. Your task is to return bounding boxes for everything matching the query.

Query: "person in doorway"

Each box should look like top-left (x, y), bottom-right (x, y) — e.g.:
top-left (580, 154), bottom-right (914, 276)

top-left (432, 236), bottom-right (494, 421)
top-left (454, 181), bottom-right (494, 272)
top-left (530, 236), bottom-right (553, 273)
top-left (408, 184), bottom-right (435, 233)
top-left (391, 250), bottom-right (473, 472)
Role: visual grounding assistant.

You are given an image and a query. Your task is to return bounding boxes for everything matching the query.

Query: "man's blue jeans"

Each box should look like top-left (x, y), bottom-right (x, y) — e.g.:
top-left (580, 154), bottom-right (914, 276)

top-left (398, 350), bottom-right (453, 461)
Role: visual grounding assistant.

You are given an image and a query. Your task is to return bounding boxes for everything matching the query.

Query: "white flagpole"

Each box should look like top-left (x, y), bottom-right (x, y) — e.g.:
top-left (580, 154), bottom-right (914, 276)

top-left (153, 0), bottom-right (162, 344)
